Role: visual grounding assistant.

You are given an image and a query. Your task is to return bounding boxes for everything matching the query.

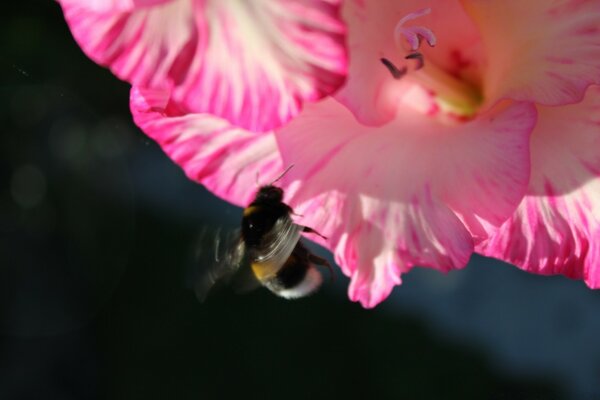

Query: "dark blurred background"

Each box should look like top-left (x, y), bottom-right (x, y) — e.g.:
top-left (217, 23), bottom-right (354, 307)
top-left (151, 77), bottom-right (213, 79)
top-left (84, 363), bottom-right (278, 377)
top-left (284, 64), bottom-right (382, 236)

top-left (2, 2), bottom-right (599, 399)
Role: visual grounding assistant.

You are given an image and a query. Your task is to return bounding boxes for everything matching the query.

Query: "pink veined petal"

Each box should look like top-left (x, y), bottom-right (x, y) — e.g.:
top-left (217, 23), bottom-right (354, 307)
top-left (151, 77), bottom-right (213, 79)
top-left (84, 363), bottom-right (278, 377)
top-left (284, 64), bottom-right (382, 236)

top-left (461, 0), bottom-right (600, 107)
top-left (335, 0), bottom-right (483, 126)
top-left (276, 97), bottom-right (536, 307)
top-left (479, 86), bottom-right (600, 287)
top-left (130, 87), bottom-right (283, 207)
top-left (57, 0), bottom-right (170, 13)
top-left (60, 0), bottom-right (348, 131)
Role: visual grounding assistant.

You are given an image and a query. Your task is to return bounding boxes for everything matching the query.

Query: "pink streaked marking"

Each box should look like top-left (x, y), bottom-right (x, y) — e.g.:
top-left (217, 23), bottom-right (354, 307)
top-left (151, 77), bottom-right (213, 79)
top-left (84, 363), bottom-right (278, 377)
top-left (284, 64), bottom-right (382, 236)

top-left (581, 159), bottom-right (600, 175)
top-left (575, 203), bottom-right (591, 231)
top-left (448, 49), bottom-right (471, 77)
top-left (544, 71), bottom-right (572, 83)
top-left (426, 102), bottom-right (440, 116)
top-left (545, 56), bottom-right (575, 65)
top-left (447, 113), bottom-right (475, 124)
top-left (575, 25), bottom-right (599, 36)
top-left (543, 180), bottom-right (558, 198)
top-left (409, 224), bottom-right (422, 252)
top-left (547, 0), bottom-right (593, 17)
top-left (302, 139), bottom-right (351, 182)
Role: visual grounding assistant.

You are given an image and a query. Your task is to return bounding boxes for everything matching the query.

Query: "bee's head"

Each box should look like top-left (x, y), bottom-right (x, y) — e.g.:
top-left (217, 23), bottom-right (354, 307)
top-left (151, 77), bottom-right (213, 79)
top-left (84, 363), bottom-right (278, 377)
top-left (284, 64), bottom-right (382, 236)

top-left (255, 185), bottom-right (284, 203)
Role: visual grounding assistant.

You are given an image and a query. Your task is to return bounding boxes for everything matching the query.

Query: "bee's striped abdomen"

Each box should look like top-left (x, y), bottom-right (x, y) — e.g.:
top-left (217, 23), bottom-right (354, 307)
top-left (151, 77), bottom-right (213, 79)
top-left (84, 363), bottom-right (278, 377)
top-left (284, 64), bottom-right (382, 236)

top-left (257, 242), bottom-right (323, 299)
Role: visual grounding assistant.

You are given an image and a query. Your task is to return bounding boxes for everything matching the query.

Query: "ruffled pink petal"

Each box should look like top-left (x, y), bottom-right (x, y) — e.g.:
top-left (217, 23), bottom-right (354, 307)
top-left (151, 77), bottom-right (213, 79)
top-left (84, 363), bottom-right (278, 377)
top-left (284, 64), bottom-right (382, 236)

top-left (336, 0), bottom-right (483, 126)
top-left (276, 97), bottom-right (536, 307)
top-left (60, 0), bottom-right (348, 131)
top-left (479, 86), bottom-right (600, 287)
top-left (57, 0), bottom-right (170, 13)
top-left (130, 87), bottom-right (283, 207)
top-left (462, 0), bottom-right (600, 107)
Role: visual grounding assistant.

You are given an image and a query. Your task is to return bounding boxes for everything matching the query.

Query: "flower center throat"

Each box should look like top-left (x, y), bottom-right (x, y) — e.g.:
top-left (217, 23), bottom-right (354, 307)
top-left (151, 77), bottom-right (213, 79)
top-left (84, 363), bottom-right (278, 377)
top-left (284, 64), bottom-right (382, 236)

top-left (384, 8), bottom-right (483, 117)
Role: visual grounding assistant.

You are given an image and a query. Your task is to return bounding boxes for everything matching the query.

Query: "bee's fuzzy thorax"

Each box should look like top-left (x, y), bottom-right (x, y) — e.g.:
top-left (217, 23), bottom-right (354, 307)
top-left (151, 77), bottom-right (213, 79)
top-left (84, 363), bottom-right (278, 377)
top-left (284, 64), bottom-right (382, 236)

top-left (253, 185), bottom-right (284, 204)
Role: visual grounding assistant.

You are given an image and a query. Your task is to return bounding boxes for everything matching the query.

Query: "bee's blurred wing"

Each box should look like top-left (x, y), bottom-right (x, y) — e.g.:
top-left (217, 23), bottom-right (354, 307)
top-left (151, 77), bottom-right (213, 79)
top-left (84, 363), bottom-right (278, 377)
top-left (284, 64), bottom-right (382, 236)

top-left (230, 264), bottom-right (262, 294)
top-left (192, 227), bottom-right (247, 302)
top-left (253, 216), bottom-right (302, 270)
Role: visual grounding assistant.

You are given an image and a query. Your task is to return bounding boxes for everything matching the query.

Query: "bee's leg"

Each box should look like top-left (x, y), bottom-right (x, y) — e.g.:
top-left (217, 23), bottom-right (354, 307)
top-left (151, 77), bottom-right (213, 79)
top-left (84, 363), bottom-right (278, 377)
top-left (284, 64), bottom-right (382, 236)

top-left (287, 204), bottom-right (304, 218)
top-left (285, 203), bottom-right (304, 218)
top-left (301, 226), bottom-right (327, 240)
top-left (308, 254), bottom-right (335, 283)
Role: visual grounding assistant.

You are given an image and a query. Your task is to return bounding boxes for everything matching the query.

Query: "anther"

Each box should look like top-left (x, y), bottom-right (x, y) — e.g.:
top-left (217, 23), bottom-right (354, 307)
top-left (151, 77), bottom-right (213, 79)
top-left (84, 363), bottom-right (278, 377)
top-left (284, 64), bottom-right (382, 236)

top-left (405, 52), bottom-right (424, 70)
top-left (380, 57), bottom-right (407, 80)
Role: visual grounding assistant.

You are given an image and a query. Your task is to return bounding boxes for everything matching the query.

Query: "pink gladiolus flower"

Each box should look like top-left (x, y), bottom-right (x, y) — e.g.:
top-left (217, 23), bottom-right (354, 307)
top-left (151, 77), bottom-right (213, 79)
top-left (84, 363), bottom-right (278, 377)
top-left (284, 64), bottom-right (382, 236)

top-left (67, 0), bottom-right (600, 307)
top-left (132, 0), bottom-right (600, 308)
top-left (57, 0), bottom-right (348, 131)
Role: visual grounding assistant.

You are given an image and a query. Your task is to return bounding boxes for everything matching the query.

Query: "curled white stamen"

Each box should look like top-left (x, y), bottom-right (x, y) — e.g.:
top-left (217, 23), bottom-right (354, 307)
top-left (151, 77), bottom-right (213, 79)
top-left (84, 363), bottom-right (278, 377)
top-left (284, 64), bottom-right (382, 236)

top-left (394, 8), bottom-right (437, 52)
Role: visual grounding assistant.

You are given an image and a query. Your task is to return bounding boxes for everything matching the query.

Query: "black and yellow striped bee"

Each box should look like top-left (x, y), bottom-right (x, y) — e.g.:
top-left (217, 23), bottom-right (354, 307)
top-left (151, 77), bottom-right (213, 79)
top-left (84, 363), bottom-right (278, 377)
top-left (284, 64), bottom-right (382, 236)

top-left (193, 167), bottom-right (332, 301)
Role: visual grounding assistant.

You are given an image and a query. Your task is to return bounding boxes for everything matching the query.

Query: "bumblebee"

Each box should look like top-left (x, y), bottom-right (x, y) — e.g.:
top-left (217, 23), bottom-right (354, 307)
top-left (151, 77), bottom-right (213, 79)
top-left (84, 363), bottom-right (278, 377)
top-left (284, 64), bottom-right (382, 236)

top-left (193, 168), bottom-right (332, 301)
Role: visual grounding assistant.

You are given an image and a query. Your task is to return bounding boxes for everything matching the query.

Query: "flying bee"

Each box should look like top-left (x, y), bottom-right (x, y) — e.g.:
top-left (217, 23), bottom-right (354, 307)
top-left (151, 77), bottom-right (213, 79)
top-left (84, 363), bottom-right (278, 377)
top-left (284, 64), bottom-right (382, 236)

top-left (193, 166), bottom-right (332, 301)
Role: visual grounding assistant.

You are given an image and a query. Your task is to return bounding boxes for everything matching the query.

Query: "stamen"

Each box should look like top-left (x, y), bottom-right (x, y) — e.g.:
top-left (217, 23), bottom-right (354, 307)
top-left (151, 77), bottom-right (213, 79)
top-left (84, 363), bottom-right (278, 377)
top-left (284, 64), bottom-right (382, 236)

top-left (380, 57), bottom-right (407, 80)
top-left (387, 8), bottom-right (482, 116)
top-left (394, 8), bottom-right (436, 52)
top-left (405, 52), bottom-right (424, 70)
top-left (413, 62), bottom-right (482, 116)
top-left (397, 8), bottom-right (432, 26)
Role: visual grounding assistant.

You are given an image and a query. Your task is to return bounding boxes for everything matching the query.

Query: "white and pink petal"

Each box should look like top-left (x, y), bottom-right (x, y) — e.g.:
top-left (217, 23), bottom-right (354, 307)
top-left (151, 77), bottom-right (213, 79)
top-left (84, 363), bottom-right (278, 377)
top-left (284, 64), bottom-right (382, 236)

top-left (57, 0), bottom-right (170, 13)
top-left (130, 87), bottom-right (283, 207)
top-left (337, 192), bottom-right (474, 308)
top-left (461, 0), bottom-right (600, 107)
top-left (276, 97), bottom-right (536, 307)
top-left (60, 0), bottom-right (348, 131)
top-left (479, 86), bottom-right (600, 287)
